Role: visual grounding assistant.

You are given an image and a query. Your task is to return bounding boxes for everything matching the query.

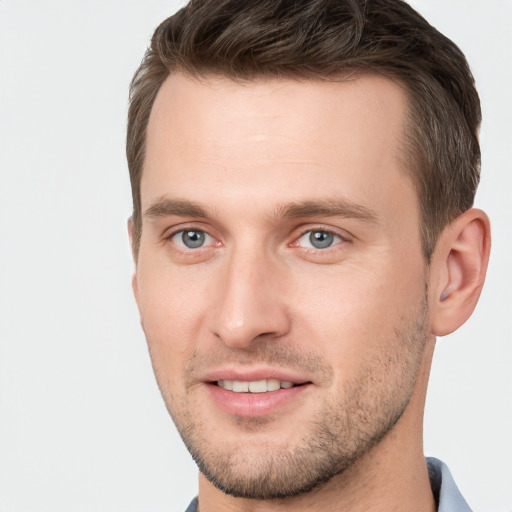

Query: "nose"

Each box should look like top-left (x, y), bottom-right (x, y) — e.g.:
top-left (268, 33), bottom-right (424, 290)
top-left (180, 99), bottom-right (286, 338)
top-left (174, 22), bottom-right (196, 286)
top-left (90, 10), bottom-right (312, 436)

top-left (209, 249), bottom-right (291, 349)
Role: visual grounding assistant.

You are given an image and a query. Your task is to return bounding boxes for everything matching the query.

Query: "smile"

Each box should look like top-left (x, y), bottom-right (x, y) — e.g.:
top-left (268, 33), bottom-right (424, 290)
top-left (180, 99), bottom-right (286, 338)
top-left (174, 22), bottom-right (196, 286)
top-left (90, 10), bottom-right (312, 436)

top-left (207, 377), bottom-right (312, 417)
top-left (216, 379), bottom-right (296, 393)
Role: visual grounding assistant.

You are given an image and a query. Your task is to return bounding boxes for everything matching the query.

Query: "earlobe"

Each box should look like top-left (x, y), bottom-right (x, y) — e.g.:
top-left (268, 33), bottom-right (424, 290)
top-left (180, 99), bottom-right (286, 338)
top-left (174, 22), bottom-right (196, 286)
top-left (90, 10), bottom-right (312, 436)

top-left (430, 209), bottom-right (491, 336)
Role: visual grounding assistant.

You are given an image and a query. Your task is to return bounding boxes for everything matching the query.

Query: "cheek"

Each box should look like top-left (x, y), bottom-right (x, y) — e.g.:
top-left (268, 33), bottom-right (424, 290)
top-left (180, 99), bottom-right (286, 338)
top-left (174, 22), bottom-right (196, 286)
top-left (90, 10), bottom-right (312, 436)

top-left (135, 262), bottom-right (212, 385)
top-left (290, 258), bottom-right (426, 376)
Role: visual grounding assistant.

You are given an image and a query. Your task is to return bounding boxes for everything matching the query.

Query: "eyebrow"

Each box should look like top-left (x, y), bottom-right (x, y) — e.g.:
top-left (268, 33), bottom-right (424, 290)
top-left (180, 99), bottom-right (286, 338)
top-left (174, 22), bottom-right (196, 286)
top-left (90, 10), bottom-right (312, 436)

top-left (144, 198), bottom-right (208, 219)
top-left (274, 199), bottom-right (380, 223)
top-left (143, 197), bottom-right (380, 224)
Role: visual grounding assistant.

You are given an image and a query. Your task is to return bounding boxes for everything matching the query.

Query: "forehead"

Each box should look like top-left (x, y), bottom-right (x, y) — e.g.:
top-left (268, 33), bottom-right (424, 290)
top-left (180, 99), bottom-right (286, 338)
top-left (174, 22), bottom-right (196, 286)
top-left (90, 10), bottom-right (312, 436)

top-left (143, 72), bottom-right (414, 221)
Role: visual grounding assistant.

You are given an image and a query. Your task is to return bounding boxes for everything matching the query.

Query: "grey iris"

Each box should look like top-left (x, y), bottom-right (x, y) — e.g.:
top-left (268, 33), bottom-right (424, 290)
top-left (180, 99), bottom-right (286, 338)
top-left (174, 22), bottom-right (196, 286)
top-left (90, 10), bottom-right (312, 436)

top-left (182, 230), bottom-right (205, 248)
top-left (310, 231), bottom-right (334, 249)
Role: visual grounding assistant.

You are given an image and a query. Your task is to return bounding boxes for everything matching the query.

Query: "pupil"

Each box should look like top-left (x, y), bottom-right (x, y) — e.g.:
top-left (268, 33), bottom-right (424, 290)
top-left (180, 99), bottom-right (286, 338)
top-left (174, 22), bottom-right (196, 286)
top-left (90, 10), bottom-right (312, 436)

top-left (310, 231), bottom-right (333, 249)
top-left (182, 230), bottom-right (204, 248)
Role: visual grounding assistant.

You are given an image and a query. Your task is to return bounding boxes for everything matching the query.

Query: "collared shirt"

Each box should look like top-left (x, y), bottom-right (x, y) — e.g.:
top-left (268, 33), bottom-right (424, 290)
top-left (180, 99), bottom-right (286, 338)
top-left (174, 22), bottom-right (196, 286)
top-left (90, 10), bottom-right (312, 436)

top-left (427, 457), bottom-right (473, 512)
top-left (184, 457), bottom-right (472, 512)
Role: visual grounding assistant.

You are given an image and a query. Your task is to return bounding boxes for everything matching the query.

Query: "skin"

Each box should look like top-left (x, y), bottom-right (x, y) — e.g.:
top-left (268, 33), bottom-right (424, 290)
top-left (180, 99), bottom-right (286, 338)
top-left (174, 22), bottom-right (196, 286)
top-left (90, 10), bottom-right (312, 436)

top-left (130, 73), bottom-right (490, 511)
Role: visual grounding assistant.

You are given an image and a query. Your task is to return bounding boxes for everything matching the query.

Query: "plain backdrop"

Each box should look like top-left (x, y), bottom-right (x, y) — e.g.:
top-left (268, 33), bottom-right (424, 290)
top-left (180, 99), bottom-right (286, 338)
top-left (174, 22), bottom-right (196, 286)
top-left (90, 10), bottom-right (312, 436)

top-left (0, 1), bottom-right (511, 511)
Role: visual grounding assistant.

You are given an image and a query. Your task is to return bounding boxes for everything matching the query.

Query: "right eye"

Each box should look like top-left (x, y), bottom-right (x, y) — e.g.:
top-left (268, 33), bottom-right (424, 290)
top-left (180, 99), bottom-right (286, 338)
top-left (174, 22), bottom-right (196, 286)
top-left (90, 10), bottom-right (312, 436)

top-left (170, 229), bottom-right (214, 249)
top-left (296, 230), bottom-right (342, 250)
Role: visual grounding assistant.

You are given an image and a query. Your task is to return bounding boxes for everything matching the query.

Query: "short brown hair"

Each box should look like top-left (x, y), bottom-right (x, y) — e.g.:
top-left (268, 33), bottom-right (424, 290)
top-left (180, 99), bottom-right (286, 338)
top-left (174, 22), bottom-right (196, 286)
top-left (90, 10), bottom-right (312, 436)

top-left (127, 0), bottom-right (481, 260)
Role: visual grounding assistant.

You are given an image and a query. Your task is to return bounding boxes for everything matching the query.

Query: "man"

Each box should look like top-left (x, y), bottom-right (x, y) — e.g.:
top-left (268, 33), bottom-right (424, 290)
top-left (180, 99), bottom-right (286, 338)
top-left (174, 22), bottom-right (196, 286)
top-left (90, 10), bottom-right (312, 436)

top-left (126, 0), bottom-right (490, 510)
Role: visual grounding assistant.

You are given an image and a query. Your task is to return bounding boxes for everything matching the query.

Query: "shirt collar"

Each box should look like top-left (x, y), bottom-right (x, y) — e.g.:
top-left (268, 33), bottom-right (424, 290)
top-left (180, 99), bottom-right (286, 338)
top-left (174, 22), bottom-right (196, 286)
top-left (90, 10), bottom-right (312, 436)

top-left (427, 457), bottom-right (473, 512)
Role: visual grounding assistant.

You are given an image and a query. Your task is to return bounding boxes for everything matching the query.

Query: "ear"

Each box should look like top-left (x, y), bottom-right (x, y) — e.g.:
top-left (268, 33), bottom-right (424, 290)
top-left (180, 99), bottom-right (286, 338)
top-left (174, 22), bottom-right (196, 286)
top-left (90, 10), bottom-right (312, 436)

top-left (127, 217), bottom-right (140, 306)
top-left (429, 209), bottom-right (491, 336)
top-left (127, 216), bottom-right (138, 262)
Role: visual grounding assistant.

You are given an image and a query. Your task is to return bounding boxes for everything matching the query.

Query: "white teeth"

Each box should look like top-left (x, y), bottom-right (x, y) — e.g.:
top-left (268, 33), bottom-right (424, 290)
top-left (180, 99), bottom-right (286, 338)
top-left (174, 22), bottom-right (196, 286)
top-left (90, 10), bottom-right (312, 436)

top-left (217, 379), bottom-right (297, 393)
top-left (232, 381), bottom-right (249, 392)
top-left (222, 380), bottom-right (234, 391)
top-left (248, 380), bottom-right (267, 393)
top-left (267, 379), bottom-right (281, 392)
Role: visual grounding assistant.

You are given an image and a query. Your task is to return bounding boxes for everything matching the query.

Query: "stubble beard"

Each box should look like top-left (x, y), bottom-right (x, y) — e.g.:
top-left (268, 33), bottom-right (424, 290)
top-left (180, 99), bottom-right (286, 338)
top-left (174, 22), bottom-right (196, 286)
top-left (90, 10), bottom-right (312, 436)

top-left (155, 292), bottom-right (430, 500)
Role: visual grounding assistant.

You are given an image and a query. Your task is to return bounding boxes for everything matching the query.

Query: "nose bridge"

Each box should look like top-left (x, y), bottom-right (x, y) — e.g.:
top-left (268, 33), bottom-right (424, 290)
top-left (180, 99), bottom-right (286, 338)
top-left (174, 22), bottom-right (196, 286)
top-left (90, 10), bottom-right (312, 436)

top-left (211, 243), bottom-right (289, 348)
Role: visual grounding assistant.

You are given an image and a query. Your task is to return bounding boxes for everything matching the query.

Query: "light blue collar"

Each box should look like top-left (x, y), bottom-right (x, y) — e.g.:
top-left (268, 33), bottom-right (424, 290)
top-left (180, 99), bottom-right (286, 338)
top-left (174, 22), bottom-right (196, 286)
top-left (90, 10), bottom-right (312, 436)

top-left (427, 457), bottom-right (473, 512)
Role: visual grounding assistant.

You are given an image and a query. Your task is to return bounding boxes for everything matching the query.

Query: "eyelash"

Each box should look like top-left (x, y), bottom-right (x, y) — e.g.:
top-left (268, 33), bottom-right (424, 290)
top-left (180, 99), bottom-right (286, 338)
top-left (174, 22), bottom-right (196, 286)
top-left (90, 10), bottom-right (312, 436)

top-left (292, 227), bottom-right (349, 251)
top-left (165, 226), bottom-right (349, 254)
top-left (167, 227), bottom-right (218, 252)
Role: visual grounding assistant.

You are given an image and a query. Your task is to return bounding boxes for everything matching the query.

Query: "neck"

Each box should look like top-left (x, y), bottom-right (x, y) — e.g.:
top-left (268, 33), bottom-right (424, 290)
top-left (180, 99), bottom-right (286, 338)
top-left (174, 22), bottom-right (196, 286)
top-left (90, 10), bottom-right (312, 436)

top-left (197, 339), bottom-right (437, 512)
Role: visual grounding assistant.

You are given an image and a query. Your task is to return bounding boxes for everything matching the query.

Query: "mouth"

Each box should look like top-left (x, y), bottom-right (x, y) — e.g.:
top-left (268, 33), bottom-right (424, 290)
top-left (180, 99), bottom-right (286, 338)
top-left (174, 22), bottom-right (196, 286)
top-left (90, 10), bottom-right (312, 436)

top-left (215, 379), bottom-right (301, 393)
top-left (205, 376), bottom-right (312, 417)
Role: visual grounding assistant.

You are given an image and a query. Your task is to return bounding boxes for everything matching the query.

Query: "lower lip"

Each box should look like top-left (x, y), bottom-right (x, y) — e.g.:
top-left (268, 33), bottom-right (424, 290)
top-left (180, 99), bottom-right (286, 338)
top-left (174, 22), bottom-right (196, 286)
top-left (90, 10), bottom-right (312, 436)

top-left (204, 383), bottom-right (312, 418)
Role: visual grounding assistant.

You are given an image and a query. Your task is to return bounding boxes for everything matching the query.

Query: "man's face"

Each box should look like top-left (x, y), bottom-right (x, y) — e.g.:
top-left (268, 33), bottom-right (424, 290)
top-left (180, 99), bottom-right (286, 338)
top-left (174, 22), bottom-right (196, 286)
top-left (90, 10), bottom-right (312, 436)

top-left (133, 73), bottom-right (432, 499)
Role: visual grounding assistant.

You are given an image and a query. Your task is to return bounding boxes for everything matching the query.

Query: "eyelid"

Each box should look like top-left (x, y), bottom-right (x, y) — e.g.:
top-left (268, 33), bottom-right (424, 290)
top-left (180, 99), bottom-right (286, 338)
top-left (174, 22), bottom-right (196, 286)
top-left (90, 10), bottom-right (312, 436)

top-left (171, 230), bottom-right (213, 249)
top-left (165, 224), bottom-right (221, 251)
top-left (290, 225), bottom-right (352, 248)
top-left (164, 221), bottom-right (211, 239)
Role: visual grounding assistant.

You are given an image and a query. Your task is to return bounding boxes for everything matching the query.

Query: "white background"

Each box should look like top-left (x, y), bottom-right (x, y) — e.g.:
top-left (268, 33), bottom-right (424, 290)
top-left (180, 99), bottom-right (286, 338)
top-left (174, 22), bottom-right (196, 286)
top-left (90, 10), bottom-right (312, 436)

top-left (0, 1), bottom-right (511, 511)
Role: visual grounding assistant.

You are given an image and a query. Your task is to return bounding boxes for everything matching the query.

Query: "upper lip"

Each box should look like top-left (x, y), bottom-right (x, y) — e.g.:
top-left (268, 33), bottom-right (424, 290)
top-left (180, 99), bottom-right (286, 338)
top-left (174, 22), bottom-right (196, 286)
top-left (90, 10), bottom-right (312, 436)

top-left (201, 367), bottom-right (311, 385)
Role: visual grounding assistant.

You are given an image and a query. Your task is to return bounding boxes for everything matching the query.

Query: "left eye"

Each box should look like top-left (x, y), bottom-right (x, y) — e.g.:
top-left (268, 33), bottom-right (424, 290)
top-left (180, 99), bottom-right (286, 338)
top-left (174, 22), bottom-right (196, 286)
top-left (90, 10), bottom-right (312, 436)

top-left (297, 230), bottom-right (343, 249)
top-left (171, 229), bottom-right (213, 249)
